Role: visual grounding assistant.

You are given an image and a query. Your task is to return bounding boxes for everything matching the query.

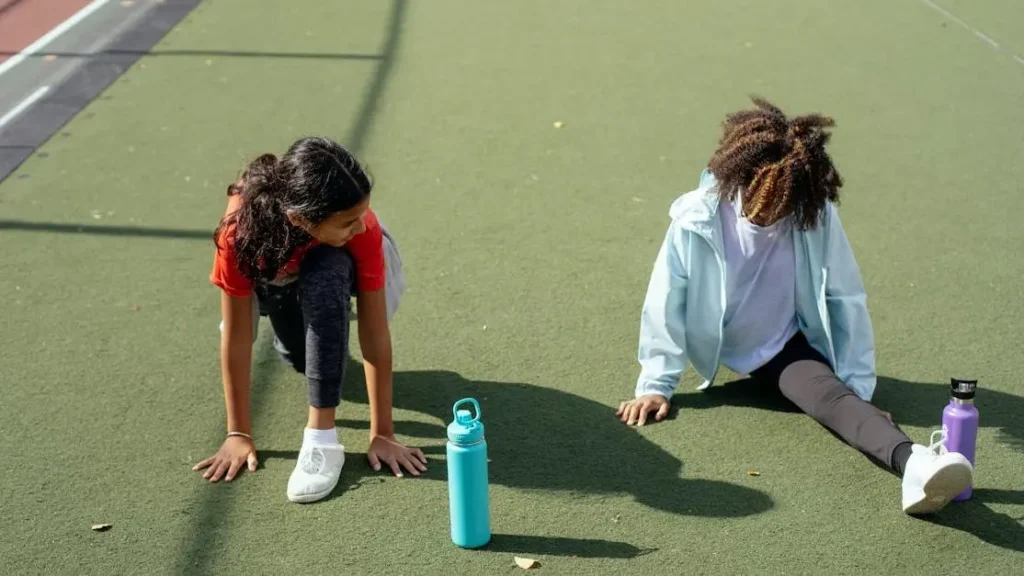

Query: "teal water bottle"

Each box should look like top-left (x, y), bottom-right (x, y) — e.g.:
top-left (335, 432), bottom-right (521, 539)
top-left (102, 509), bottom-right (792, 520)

top-left (446, 398), bottom-right (491, 548)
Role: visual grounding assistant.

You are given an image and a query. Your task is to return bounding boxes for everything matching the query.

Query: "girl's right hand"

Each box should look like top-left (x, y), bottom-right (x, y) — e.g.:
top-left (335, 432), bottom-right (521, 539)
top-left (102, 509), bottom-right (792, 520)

top-left (192, 436), bottom-right (258, 482)
top-left (617, 394), bottom-right (670, 426)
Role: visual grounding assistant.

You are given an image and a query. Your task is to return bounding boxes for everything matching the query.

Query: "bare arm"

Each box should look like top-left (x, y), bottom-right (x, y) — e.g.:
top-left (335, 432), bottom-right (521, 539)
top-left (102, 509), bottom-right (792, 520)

top-left (356, 286), bottom-right (427, 476)
top-left (193, 292), bottom-right (258, 482)
top-left (217, 291), bottom-right (252, 430)
top-left (220, 292), bottom-right (255, 434)
top-left (355, 287), bottom-right (393, 437)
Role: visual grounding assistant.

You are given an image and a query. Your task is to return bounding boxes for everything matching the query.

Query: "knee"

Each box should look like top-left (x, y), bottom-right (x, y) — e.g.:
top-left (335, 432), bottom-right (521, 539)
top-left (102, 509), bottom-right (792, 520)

top-left (778, 360), bottom-right (853, 408)
top-left (300, 246), bottom-right (355, 292)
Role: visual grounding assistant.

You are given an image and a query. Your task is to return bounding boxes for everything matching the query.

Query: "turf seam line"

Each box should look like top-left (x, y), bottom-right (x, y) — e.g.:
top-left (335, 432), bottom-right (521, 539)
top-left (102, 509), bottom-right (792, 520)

top-left (919, 0), bottom-right (1023, 68)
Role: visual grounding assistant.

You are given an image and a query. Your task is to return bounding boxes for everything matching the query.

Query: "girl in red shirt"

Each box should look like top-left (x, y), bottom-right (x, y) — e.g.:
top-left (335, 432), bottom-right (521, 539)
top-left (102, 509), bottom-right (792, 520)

top-left (194, 136), bottom-right (425, 503)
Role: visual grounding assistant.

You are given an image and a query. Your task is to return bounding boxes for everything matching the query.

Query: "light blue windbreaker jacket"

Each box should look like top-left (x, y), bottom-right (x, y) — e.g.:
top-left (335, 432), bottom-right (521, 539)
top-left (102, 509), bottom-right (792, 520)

top-left (635, 169), bottom-right (877, 401)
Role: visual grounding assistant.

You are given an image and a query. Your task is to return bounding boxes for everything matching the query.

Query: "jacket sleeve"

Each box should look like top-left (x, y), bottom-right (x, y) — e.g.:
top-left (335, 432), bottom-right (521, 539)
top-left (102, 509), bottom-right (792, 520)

top-left (824, 207), bottom-right (877, 401)
top-left (635, 220), bottom-right (689, 399)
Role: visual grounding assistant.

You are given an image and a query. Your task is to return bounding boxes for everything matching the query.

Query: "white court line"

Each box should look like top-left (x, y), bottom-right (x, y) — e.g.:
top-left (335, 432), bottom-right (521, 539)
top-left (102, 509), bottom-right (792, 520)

top-left (0, 0), bottom-right (112, 79)
top-left (0, 86), bottom-right (50, 130)
top-left (920, 0), bottom-right (1024, 68)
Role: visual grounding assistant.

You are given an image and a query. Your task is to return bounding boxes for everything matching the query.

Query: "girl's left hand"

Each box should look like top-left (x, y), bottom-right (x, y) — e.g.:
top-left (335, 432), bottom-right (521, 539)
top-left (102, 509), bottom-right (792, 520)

top-left (367, 435), bottom-right (428, 477)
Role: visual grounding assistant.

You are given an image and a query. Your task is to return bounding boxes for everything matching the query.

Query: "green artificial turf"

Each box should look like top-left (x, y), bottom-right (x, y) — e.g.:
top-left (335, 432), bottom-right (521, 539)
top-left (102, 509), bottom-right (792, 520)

top-left (1, 0), bottom-right (1022, 573)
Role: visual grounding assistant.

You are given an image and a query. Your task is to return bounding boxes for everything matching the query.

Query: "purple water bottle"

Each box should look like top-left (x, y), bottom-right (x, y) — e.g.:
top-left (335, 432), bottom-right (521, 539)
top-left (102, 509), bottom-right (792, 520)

top-left (942, 378), bottom-right (979, 501)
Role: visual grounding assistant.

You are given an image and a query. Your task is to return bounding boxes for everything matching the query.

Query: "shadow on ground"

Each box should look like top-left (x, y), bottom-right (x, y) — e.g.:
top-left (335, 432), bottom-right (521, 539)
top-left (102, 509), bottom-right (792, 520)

top-left (681, 375), bottom-right (1024, 452)
top-left (257, 361), bottom-right (771, 559)
top-left (670, 375), bottom-right (1024, 553)
top-left (331, 361), bottom-right (774, 523)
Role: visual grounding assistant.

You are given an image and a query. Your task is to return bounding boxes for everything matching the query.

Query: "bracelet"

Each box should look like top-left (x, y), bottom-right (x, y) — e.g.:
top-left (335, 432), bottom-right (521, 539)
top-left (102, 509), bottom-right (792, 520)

top-left (227, 431), bottom-right (253, 440)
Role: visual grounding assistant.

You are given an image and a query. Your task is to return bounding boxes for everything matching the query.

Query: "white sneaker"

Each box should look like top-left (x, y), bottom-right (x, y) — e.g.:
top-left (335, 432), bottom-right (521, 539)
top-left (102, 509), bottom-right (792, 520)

top-left (902, 430), bottom-right (973, 515)
top-left (286, 444), bottom-right (345, 504)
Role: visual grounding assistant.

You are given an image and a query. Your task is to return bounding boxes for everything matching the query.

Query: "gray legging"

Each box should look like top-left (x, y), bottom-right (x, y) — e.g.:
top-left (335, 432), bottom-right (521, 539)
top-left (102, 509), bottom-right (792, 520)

top-left (255, 245), bottom-right (355, 409)
top-left (751, 332), bottom-right (913, 475)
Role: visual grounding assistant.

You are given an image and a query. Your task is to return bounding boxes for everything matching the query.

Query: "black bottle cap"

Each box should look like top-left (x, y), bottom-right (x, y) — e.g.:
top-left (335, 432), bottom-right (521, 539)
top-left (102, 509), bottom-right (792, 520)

top-left (951, 378), bottom-right (977, 400)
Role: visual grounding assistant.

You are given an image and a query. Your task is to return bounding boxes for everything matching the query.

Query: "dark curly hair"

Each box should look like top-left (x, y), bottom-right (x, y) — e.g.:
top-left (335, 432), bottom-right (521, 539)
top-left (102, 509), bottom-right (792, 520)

top-left (214, 136), bottom-right (372, 282)
top-left (707, 96), bottom-right (843, 230)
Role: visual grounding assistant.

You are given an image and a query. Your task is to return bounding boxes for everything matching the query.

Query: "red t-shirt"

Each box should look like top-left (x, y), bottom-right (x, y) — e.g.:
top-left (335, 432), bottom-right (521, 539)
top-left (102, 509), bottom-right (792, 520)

top-left (210, 194), bottom-right (386, 297)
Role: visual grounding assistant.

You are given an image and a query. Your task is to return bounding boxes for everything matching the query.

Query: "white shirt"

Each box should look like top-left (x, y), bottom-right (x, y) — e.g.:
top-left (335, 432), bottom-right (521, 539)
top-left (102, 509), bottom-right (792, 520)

top-left (718, 194), bottom-right (799, 375)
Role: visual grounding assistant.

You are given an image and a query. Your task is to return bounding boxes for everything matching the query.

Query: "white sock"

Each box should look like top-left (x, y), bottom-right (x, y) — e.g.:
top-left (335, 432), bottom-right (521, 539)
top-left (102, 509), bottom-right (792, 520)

top-left (303, 427), bottom-right (339, 447)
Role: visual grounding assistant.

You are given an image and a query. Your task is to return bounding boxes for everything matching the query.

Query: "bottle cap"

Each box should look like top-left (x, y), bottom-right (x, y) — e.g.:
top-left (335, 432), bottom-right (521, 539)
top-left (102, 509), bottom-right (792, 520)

top-left (950, 378), bottom-right (977, 400)
top-left (447, 398), bottom-right (485, 445)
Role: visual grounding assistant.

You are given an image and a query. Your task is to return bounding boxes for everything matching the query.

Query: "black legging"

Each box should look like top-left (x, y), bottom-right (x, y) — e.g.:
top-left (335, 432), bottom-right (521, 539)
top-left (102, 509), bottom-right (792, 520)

top-left (254, 245), bottom-right (356, 409)
top-left (751, 332), bottom-right (913, 475)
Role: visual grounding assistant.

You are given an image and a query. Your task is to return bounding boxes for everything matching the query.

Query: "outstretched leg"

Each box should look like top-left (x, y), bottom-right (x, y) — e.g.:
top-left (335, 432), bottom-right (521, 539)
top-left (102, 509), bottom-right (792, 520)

top-left (753, 332), bottom-right (973, 515)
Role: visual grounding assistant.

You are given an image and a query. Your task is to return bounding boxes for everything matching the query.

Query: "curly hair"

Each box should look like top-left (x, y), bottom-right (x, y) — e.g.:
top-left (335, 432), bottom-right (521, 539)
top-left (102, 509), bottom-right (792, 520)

top-left (707, 96), bottom-right (843, 229)
top-left (213, 137), bottom-right (372, 282)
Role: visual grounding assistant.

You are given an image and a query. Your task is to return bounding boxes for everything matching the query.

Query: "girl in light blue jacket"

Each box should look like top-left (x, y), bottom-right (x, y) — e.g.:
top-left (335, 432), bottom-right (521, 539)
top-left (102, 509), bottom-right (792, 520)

top-left (617, 97), bottom-right (973, 515)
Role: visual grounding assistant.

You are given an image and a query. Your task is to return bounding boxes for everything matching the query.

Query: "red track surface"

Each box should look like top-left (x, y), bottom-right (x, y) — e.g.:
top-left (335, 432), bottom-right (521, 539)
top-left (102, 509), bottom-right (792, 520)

top-left (0, 0), bottom-right (93, 63)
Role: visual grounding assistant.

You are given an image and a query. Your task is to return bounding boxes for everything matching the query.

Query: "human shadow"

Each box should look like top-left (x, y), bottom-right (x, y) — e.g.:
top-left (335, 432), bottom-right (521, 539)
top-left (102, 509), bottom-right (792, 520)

top-left (676, 376), bottom-right (800, 414)
top-left (925, 489), bottom-right (1024, 553)
top-left (872, 377), bottom-right (1024, 453)
top-left (676, 375), bottom-right (1024, 454)
top-left (339, 361), bottom-right (774, 520)
top-left (672, 374), bottom-right (1024, 552)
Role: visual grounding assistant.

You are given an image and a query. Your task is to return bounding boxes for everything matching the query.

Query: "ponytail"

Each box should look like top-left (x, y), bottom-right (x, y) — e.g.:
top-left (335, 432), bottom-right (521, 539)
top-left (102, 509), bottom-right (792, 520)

top-left (213, 154), bottom-right (313, 282)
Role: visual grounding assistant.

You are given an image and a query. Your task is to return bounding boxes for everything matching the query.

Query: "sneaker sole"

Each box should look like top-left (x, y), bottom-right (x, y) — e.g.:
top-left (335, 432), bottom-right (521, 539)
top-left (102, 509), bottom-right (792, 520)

top-left (287, 483), bottom-right (338, 504)
top-left (904, 454), bottom-right (973, 515)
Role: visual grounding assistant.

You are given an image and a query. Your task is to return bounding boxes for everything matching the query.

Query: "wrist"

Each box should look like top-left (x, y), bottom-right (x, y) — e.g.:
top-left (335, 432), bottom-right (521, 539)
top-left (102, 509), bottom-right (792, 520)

top-left (369, 409), bottom-right (394, 438)
top-left (226, 416), bottom-right (252, 436)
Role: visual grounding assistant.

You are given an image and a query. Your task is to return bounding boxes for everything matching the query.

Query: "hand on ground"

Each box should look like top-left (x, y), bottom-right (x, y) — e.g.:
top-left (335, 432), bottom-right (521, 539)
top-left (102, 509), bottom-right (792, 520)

top-left (617, 394), bottom-right (670, 426)
top-left (192, 436), bottom-right (258, 482)
top-left (368, 435), bottom-right (428, 477)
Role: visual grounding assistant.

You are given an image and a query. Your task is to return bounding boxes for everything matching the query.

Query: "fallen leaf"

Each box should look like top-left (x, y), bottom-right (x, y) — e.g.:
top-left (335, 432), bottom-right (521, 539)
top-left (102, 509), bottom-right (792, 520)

top-left (611, 515), bottom-right (620, 523)
top-left (91, 523), bottom-right (111, 532)
top-left (130, 305), bottom-right (142, 312)
top-left (747, 469), bottom-right (760, 477)
top-left (552, 121), bottom-right (564, 128)
top-left (120, 0), bottom-right (134, 6)
top-left (514, 557), bottom-right (540, 569)
top-left (44, 54), bottom-right (57, 61)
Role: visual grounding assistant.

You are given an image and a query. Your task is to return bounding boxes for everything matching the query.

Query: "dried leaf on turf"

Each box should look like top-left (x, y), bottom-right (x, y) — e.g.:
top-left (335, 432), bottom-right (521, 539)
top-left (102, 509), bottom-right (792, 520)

top-left (514, 557), bottom-right (540, 569)
top-left (91, 523), bottom-right (111, 532)
top-left (747, 469), bottom-right (760, 476)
